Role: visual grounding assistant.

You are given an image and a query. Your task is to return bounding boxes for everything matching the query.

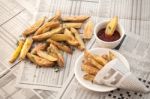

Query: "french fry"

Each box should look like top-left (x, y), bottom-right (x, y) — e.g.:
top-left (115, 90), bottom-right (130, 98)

top-left (84, 58), bottom-right (103, 70)
top-left (83, 74), bottom-right (95, 81)
top-left (27, 53), bottom-right (54, 67)
top-left (52, 45), bottom-right (64, 67)
top-left (93, 55), bottom-right (107, 66)
top-left (109, 51), bottom-right (116, 60)
top-left (37, 51), bottom-right (57, 61)
top-left (47, 44), bottom-right (58, 55)
top-left (9, 40), bottom-right (24, 63)
top-left (62, 16), bottom-right (89, 22)
top-left (31, 43), bottom-right (47, 54)
top-left (23, 17), bottom-right (46, 36)
top-left (63, 23), bottom-right (82, 28)
top-left (83, 20), bottom-right (94, 39)
top-left (50, 29), bottom-right (79, 46)
top-left (20, 38), bottom-right (33, 60)
top-left (84, 50), bottom-right (107, 65)
top-left (47, 46), bottom-right (58, 59)
top-left (81, 64), bottom-right (99, 75)
top-left (48, 44), bottom-right (64, 67)
top-left (47, 39), bottom-right (72, 54)
top-left (50, 34), bottom-right (68, 41)
top-left (47, 10), bottom-right (61, 22)
top-left (64, 28), bottom-right (79, 46)
top-left (42, 27), bottom-right (51, 33)
top-left (71, 28), bottom-right (85, 51)
top-left (48, 16), bottom-right (55, 22)
top-left (32, 26), bottom-right (63, 41)
top-left (34, 21), bottom-right (60, 35)
top-left (105, 16), bottom-right (118, 37)
top-left (102, 54), bottom-right (110, 61)
top-left (52, 10), bottom-right (61, 21)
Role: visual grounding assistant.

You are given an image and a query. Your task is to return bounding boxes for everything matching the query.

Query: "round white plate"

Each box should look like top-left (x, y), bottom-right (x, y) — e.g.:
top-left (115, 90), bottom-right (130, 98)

top-left (74, 48), bottom-right (130, 92)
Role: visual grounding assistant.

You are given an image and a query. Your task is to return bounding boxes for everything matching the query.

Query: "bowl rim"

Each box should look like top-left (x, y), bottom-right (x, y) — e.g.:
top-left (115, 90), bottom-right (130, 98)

top-left (94, 20), bottom-right (125, 44)
top-left (74, 48), bottom-right (130, 92)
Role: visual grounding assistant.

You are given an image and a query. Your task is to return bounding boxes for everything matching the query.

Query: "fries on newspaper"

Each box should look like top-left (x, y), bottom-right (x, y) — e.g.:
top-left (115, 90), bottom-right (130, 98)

top-left (82, 50), bottom-right (116, 82)
top-left (9, 10), bottom-right (95, 70)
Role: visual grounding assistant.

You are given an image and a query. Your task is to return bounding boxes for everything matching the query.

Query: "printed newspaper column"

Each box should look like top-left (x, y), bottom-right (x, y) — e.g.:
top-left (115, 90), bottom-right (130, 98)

top-left (94, 58), bottom-right (150, 93)
top-left (0, 71), bottom-right (40, 99)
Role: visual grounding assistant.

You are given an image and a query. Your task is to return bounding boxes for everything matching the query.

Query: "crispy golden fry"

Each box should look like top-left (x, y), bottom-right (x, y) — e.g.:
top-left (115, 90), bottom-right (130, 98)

top-left (83, 74), bottom-right (95, 81)
top-left (50, 29), bottom-right (79, 46)
top-left (20, 38), bottom-right (33, 60)
top-left (93, 55), bottom-right (107, 66)
top-left (31, 43), bottom-right (47, 54)
top-left (84, 58), bottom-right (103, 70)
top-left (51, 44), bottom-right (64, 67)
top-left (37, 51), bottom-right (57, 61)
top-left (64, 29), bottom-right (79, 46)
top-left (42, 27), bottom-right (51, 33)
top-left (81, 64), bottom-right (99, 75)
top-left (71, 28), bottom-right (85, 51)
top-left (32, 26), bottom-right (63, 41)
top-left (23, 17), bottom-right (45, 36)
top-left (83, 20), bottom-right (94, 39)
top-left (34, 21), bottom-right (60, 35)
top-left (48, 44), bottom-right (64, 67)
top-left (84, 50), bottom-right (107, 65)
top-left (50, 34), bottom-right (68, 41)
top-left (47, 39), bottom-right (72, 54)
top-left (63, 23), bottom-right (82, 28)
top-left (9, 40), bottom-right (24, 63)
top-left (53, 10), bottom-right (61, 21)
top-left (48, 16), bottom-right (55, 22)
top-left (105, 16), bottom-right (118, 36)
top-left (27, 53), bottom-right (54, 67)
top-left (109, 51), bottom-right (116, 60)
top-left (62, 16), bottom-right (89, 22)
top-left (102, 54), bottom-right (110, 61)
top-left (48, 10), bottom-right (61, 22)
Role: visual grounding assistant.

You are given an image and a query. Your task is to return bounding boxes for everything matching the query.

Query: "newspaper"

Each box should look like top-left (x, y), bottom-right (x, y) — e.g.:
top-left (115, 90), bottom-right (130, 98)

top-left (0, 0), bottom-right (32, 78)
top-left (57, 33), bottom-right (150, 99)
top-left (1, 0), bottom-right (150, 99)
top-left (0, 0), bottom-right (44, 99)
top-left (0, 70), bottom-right (41, 99)
top-left (0, 62), bottom-right (8, 77)
top-left (0, 0), bottom-right (59, 98)
top-left (15, 0), bottom-right (150, 94)
top-left (33, 89), bottom-right (57, 99)
top-left (15, 0), bottom-right (40, 15)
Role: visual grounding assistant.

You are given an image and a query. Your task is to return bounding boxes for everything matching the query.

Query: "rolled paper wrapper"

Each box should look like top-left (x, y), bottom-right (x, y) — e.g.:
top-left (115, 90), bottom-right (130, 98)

top-left (94, 58), bottom-right (150, 93)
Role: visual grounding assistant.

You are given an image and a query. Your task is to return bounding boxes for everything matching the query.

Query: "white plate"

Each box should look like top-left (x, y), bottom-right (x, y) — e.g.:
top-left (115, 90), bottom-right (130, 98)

top-left (74, 48), bottom-right (130, 92)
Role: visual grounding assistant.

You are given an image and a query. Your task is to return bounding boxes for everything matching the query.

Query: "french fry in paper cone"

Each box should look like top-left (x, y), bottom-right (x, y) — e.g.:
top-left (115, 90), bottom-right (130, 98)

top-left (94, 58), bottom-right (150, 93)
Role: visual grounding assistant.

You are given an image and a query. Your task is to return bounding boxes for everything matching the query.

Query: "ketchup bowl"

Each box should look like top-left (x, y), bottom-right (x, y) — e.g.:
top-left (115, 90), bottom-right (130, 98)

top-left (94, 20), bottom-right (125, 49)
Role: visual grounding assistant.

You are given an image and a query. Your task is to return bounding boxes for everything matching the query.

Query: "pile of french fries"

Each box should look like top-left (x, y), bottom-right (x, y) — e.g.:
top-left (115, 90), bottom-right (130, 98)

top-left (9, 10), bottom-right (94, 69)
top-left (82, 50), bottom-right (116, 82)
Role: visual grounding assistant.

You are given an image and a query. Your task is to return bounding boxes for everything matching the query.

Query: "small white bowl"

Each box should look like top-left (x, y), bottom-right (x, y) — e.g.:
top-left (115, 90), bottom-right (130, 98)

top-left (94, 20), bottom-right (125, 49)
top-left (74, 48), bottom-right (130, 92)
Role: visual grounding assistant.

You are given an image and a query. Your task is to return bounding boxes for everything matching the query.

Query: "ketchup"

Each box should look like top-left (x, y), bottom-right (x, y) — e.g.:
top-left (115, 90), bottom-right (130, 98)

top-left (97, 28), bottom-right (120, 42)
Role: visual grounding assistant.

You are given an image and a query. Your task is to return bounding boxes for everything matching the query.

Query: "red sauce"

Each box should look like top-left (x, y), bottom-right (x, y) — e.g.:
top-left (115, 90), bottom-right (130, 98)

top-left (97, 28), bottom-right (120, 42)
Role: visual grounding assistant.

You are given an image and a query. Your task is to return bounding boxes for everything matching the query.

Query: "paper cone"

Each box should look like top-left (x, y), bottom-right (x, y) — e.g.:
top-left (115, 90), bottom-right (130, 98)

top-left (94, 59), bottom-right (150, 93)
